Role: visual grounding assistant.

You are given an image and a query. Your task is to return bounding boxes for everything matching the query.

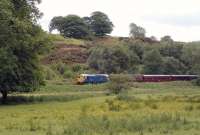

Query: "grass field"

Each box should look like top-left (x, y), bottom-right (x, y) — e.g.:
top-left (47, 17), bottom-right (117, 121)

top-left (0, 81), bottom-right (200, 135)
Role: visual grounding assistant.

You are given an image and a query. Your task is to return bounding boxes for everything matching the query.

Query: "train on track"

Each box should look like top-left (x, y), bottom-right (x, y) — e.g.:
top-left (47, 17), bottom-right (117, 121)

top-left (135, 75), bottom-right (198, 82)
top-left (76, 74), bottom-right (109, 84)
top-left (76, 74), bottom-right (199, 84)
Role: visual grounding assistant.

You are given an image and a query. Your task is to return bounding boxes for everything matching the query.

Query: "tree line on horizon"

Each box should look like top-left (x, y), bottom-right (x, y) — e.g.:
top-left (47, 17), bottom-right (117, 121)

top-left (49, 11), bottom-right (114, 39)
top-left (49, 11), bottom-right (181, 43)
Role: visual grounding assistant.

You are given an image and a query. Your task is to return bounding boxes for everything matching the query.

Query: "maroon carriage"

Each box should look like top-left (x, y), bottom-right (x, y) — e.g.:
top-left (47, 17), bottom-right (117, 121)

top-left (136, 75), bottom-right (198, 82)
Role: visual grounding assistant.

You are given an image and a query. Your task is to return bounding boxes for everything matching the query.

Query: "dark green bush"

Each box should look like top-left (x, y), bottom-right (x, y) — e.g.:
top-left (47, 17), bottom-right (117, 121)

top-left (63, 70), bottom-right (74, 79)
top-left (72, 64), bottom-right (82, 72)
top-left (107, 74), bottom-right (131, 94)
top-left (192, 77), bottom-right (200, 86)
top-left (42, 66), bottom-right (59, 80)
top-left (87, 45), bottom-right (136, 74)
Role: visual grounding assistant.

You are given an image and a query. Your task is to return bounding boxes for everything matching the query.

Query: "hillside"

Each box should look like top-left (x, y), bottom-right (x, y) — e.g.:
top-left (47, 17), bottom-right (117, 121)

top-left (42, 42), bottom-right (88, 64)
top-left (42, 35), bottom-right (157, 65)
top-left (42, 35), bottom-right (116, 65)
top-left (40, 34), bottom-right (200, 83)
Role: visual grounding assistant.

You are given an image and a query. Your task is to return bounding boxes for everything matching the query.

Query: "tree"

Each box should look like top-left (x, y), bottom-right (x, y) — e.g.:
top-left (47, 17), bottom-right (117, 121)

top-left (150, 36), bottom-right (157, 41)
top-left (143, 49), bottom-right (163, 74)
top-left (87, 45), bottom-right (131, 74)
top-left (127, 40), bottom-right (145, 61)
top-left (0, 0), bottom-right (49, 100)
top-left (49, 16), bottom-right (65, 32)
top-left (90, 11), bottom-right (114, 36)
top-left (129, 23), bottom-right (146, 39)
top-left (107, 74), bottom-right (131, 94)
top-left (162, 57), bottom-right (186, 74)
top-left (49, 15), bottom-right (91, 39)
top-left (159, 43), bottom-right (183, 60)
top-left (181, 46), bottom-right (200, 74)
top-left (49, 11), bottom-right (114, 38)
top-left (160, 35), bottom-right (174, 44)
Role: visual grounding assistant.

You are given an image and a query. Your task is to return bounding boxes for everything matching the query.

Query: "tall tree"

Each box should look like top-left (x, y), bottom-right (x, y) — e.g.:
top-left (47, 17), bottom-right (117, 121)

top-left (0, 0), bottom-right (49, 100)
top-left (160, 35), bottom-right (174, 44)
top-left (49, 15), bottom-right (91, 39)
top-left (143, 49), bottom-right (163, 74)
top-left (162, 57), bottom-right (186, 75)
top-left (129, 23), bottom-right (146, 39)
top-left (49, 16), bottom-right (65, 32)
top-left (87, 45), bottom-right (131, 74)
top-left (159, 43), bottom-right (183, 60)
top-left (90, 11), bottom-right (114, 36)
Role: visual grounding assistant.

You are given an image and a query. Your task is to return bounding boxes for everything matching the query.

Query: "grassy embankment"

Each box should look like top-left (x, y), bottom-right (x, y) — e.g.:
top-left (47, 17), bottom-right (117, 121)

top-left (0, 81), bottom-right (200, 135)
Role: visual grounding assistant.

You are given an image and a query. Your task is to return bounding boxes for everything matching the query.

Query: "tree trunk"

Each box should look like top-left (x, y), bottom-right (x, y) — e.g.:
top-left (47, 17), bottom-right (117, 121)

top-left (1, 90), bottom-right (7, 103)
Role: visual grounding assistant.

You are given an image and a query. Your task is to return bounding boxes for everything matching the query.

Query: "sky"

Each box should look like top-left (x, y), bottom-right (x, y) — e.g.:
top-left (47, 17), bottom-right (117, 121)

top-left (37, 0), bottom-right (200, 42)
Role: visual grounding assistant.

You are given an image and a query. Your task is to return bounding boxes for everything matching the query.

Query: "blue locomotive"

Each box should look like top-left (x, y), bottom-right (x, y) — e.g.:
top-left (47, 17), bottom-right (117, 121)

top-left (76, 74), bottom-right (109, 84)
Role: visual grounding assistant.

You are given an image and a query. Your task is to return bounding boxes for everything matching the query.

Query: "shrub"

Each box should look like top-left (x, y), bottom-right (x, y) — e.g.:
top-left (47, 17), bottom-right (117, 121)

top-left (107, 74), bottom-right (131, 94)
top-left (43, 66), bottom-right (59, 80)
top-left (51, 62), bottom-right (69, 75)
top-left (50, 62), bottom-right (76, 79)
top-left (57, 62), bottom-right (68, 75)
top-left (63, 70), bottom-right (74, 79)
top-left (193, 77), bottom-right (200, 86)
top-left (143, 49), bottom-right (164, 74)
top-left (87, 45), bottom-right (132, 74)
top-left (162, 57), bottom-right (186, 75)
top-left (72, 64), bottom-right (82, 72)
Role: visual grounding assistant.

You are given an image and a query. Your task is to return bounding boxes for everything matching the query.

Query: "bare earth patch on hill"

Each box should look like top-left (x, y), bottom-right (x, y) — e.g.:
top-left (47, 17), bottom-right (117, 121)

top-left (42, 41), bottom-right (89, 64)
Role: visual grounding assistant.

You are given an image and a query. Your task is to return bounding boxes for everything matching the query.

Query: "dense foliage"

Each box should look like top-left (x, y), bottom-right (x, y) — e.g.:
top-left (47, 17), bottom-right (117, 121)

top-left (107, 74), bottom-right (131, 94)
top-left (87, 38), bottom-right (200, 77)
top-left (0, 0), bottom-right (49, 99)
top-left (49, 15), bottom-right (91, 39)
top-left (49, 11), bottom-right (113, 39)
top-left (87, 45), bottom-right (139, 74)
top-left (90, 11), bottom-right (114, 36)
top-left (129, 23), bottom-right (146, 39)
top-left (143, 49), bottom-right (163, 74)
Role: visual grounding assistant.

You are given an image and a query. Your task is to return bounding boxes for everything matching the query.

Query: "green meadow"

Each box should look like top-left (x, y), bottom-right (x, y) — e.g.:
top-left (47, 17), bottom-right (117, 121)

top-left (0, 81), bottom-right (200, 135)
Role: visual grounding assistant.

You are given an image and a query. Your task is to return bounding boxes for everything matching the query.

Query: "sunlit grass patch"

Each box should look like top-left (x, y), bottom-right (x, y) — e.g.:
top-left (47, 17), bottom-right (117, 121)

top-left (49, 34), bottom-right (86, 46)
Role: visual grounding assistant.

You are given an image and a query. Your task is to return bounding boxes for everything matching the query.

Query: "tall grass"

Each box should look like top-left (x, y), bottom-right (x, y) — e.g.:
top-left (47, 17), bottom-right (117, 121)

top-left (62, 112), bottom-right (190, 135)
top-left (0, 94), bottom-right (100, 105)
top-left (1, 81), bottom-right (200, 135)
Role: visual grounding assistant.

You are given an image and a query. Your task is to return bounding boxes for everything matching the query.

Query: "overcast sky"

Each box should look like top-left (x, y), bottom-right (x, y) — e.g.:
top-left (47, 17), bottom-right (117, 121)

top-left (38, 0), bottom-right (200, 42)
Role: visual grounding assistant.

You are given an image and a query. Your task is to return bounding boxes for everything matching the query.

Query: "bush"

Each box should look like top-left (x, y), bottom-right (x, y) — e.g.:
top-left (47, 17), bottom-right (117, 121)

top-left (51, 62), bottom-right (70, 76)
top-left (143, 49), bottom-right (164, 74)
top-left (42, 66), bottom-right (59, 80)
top-left (56, 62), bottom-right (69, 75)
top-left (63, 70), bottom-right (74, 79)
top-left (196, 78), bottom-right (200, 86)
top-left (72, 64), bottom-right (82, 72)
top-left (107, 74), bottom-right (131, 94)
top-left (162, 57), bottom-right (186, 75)
top-left (193, 76), bottom-right (200, 86)
top-left (87, 45), bottom-right (132, 74)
